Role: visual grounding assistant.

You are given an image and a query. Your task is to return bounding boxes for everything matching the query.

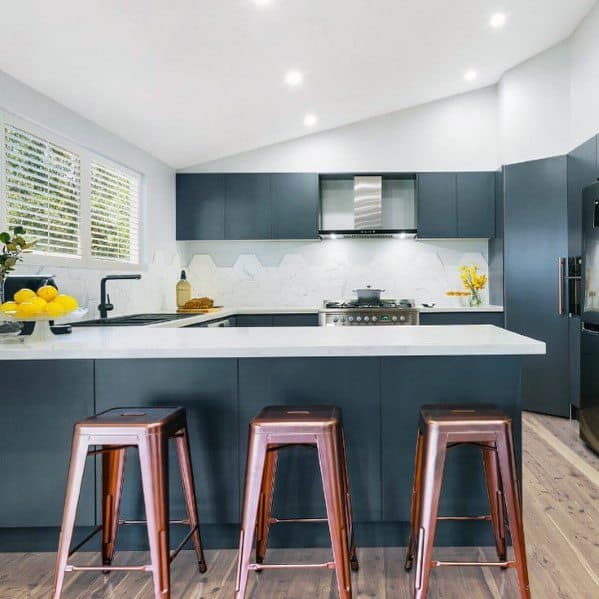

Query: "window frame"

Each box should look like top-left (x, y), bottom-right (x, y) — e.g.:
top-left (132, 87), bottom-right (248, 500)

top-left (0, 111), bottom-right (144, 270)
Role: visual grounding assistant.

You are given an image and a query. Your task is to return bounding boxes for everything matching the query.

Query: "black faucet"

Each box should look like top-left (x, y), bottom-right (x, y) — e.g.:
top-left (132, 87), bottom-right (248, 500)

top-left (98, 274), bottom-right (142, 318)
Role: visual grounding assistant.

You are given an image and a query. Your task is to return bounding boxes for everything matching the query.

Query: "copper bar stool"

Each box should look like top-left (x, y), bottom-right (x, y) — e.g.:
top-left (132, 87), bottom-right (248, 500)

top-left (53, 407), bottom-right (207, 599)
top-left (235, 405), bottom-right (358, 599)
top-left (404, 405), bottom-right (530, 599)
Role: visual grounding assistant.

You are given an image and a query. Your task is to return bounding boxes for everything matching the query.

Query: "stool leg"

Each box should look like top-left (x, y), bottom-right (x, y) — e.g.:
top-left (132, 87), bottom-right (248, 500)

top-left (318, 430), bottom-right (352, 599)
top-left (256, 448), bottom-right (278, 565)
top-left (175, 427), bottom-right (207, 574)
top-left (405, 429), bottom-right (424, 572)
top-left (53, 433), bottom-right (89, 599)
top-left (139, 433), bottom-right (171, 599)
top-left (482, 446), bottom-right (507, 563)
top-left (236, 432), bottom-right (268, 599)
top-left (101, 446), bottom-right (127, 568)
top-left (414, 429), bottom-right (447, 599)
top-left (338, 426), bottom-right (358, 572)
top-left (496, 427), bottom-right (531, 599)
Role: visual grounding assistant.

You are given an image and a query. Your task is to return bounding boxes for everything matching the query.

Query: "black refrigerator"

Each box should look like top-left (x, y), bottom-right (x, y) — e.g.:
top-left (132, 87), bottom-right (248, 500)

top-left (580, 181), bottom-right (599, 454)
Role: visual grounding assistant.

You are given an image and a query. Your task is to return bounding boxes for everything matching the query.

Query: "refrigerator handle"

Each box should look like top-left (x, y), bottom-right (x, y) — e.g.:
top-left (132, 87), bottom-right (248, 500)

top-left (558, 257), bottom-right (565, 316)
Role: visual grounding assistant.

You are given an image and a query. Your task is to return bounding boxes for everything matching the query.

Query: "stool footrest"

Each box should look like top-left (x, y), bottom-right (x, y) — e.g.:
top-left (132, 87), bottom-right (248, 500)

top-left (65, 564), bottom-right (153, 573)
top-left (432, 560), bottom-right (515, 568)
top-left (437, 515), bottom-right (492, 521)
top-left (248, 562), bottom-right (336, 571)
top-left (118, 519), bottom-right (190, 525)
top-left (269, 517), bottom-right (328, 524)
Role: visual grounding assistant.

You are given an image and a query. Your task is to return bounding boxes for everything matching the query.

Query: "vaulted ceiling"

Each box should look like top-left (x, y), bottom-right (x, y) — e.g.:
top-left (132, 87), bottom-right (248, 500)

top-left (0, 0), bottom-right (594, 168)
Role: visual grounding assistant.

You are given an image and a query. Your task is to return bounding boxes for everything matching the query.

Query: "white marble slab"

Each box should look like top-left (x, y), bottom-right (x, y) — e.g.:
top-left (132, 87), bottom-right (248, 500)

top-left (0, 323), bottom-right (544, 360)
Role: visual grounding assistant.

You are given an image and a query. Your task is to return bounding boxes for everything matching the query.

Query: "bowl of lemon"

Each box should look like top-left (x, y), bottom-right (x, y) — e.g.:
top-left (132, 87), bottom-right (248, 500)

top-left (0, 285), bottom-right (86, 342)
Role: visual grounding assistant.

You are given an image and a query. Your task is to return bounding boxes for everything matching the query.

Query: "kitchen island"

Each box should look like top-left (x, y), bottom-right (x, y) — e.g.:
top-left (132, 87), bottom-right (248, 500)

top-left (0, 323), bottom-right (542, 552)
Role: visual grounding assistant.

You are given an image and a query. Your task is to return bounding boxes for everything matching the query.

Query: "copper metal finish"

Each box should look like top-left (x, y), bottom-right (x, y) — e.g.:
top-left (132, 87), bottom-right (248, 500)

top-left (235, 405), bottom-right (358, 599)
top-left (405, 405), bottom-right (530, 599)
top-left (53, 407), bottom-right (207, 599)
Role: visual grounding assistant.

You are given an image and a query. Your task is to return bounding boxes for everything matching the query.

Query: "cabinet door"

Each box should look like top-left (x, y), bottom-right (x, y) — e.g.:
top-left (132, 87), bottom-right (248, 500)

top-left (419, 312), bottom-right (504, 326)
top-left (416, 173), bottom-right (457, 237)
top-left (225, 174), bottom-right (271, 239)
top-left (272, 313), bottom-right (319, 327)
top-left (504, 156), bottom-right (570, 416)
top-left (236, 314), bottom-right (273, 327)
top-left (95, 359), bottom-right (239, 524)
top-left (176, 174), bottom-right (225, 240)
top-left (271, 173), bottom-right (319, 239)
top-left (456, 172), bottom-right (495, 238)
top-left (0, 360), bottom-right (95, 526)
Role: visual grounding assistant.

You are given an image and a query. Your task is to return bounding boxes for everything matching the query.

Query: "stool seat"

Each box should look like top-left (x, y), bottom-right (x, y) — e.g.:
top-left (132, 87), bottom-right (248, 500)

top-left (252, 405), bottom-right (340, 434)
top-left (76, 406), bottom-right (185, 434)
top-left (420, 405), bottom-right (511, 427)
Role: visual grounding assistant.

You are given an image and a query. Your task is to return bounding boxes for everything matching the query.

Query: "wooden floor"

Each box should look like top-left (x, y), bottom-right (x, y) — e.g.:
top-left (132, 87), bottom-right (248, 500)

top-left (1, 412), bottom-right (598, 598)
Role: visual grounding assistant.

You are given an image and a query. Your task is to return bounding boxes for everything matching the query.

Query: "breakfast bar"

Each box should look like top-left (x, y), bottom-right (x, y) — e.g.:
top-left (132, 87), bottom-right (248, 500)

top-left (0, 324), bottom-right (544, 552)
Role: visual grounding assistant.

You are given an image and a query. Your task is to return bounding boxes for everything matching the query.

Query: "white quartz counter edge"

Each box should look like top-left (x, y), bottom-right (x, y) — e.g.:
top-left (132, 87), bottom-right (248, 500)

top-left (0, 325), bottom-right (544, 360)
top-left (150, 305), bottom-right (505, 328)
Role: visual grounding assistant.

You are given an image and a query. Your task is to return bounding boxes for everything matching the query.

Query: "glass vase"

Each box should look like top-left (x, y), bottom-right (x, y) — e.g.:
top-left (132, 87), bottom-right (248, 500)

top-left (469, 288), bottom-right (482, 307)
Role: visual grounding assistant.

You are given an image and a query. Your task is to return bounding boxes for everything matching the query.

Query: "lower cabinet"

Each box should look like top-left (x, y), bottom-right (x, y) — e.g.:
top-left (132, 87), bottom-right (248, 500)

top-left (236, 314), bottom-right (273, 327)
top-left (94, 359), bottom-right (240, 524)
top-left (238, 358), bottom-right (382, 522)
top-left (0, 360), bottom-right (95, 527)
top-left (272, 313), bottom-right (319, 327)
top-left (420, 312), bottom-right (504, 326)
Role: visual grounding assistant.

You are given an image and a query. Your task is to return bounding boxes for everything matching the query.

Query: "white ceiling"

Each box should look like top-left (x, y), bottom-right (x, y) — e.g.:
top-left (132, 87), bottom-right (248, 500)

top-left (0, 0), bottom-right (594, 169)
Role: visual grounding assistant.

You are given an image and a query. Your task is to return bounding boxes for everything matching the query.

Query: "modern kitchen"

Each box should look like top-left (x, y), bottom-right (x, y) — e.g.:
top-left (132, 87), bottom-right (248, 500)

top-left (0, 2), bottom-right (598, 598)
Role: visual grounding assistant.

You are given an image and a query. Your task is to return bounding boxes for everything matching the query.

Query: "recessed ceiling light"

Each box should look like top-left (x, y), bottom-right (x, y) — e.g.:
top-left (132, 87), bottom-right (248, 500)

top-left (464, 69), bottom-right (478, 82)
top-left (304, 113), bottom-right (318, 127)
top-left (285, 70), bottom-right (304, 87)
top-left (490, 12), bottom-right (507, 29)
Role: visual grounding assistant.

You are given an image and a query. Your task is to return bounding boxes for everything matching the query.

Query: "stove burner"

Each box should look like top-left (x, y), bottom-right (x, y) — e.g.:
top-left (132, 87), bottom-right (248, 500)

top-left (324, 299), bottom-right (415, 309)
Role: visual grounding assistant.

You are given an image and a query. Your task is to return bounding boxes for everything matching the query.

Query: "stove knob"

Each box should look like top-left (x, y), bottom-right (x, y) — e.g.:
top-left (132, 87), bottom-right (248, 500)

top-left (340, 316), bottom-right (346, 323)
top-left (356, 316), bottom-right (362, 322)
top-left (333, 317), bottom-right (339, 323)
top-left (364, 316), bottom-right (370, 322)
top-left (392, 315), bottom-right (398, 322)
top-left (399, 315), bottom-right (406, 322)
top-left (348, 316), bottom-right (354, 322)
top-left (372, 316), bottom-right (378, 322)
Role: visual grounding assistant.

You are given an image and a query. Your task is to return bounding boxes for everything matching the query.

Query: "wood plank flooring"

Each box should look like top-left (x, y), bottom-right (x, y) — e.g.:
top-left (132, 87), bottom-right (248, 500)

top-left (0, 412), bottom-right (597, 598)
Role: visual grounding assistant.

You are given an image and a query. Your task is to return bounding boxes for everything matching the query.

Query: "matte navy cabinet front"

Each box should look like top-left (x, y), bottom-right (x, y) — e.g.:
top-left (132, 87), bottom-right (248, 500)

top-left (236, 314), bottom-right (273, 327)
top-left (420, 312), bottom-right (504, 326)
top-left (272, 313), bottom-right (319, 327)
top-left (0, 360), bottom-right (95, 527)
top-left (457, 172), bottom-right (495, 238)
top-left (417, 173), bottom-right (457, 237)
top-left (176, 174), bottom-right (225, 240)
top-left (225, 174), bottom-right (271, 239)
top-left (271, 173), bottom-right (319, 239)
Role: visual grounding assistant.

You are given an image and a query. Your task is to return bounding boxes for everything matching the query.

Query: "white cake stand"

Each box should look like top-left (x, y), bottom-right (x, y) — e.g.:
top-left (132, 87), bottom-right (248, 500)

top-left (1, 308), bottom-right (88, 343)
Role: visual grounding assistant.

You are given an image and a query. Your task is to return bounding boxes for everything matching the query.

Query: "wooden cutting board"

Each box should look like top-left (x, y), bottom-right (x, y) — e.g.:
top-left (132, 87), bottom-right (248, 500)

top-left (176, 306), bottom-right (223, 314)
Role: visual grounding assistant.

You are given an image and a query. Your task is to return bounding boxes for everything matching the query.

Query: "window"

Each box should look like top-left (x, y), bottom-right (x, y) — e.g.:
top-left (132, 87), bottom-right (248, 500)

top-left (90, 161), bottom-right (140, 264)
top-left (4, 124), bottom-right (81, 257)
top-left (1, 115), bottom-right (142, 267)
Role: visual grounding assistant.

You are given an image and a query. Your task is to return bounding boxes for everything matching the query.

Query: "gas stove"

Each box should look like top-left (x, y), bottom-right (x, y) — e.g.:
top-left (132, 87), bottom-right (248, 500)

top-left (319, 299), bottom-right (419, 326)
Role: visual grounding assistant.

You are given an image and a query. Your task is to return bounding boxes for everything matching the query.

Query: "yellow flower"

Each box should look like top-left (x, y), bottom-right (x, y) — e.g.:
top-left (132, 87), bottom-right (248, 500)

top-left (459, 265), bottom-right (487, 292)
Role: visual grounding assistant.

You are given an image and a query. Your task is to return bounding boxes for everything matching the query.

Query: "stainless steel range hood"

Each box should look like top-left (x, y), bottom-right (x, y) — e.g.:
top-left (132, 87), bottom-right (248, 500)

top-left (319, 175), bottom-right (417, 239)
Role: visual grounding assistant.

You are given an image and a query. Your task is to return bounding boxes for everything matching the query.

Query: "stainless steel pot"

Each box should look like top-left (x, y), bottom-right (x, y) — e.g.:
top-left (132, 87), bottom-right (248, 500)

top-left (352, 285), bottom-right (386, 303)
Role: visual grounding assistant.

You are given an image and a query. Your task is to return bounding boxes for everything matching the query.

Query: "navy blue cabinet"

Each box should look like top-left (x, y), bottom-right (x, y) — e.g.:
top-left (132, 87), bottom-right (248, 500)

top-left (176, 174), bottom-right (225, 240)
top-left (225, 174), bottom-right (271, 240)
top-left (0, 360), bottom-right (95, 527)
top-left (271, 173), bottom-right (319, 239)
top-left (504, 156), bottom-right (570, 416)
top-left (236, 314), bottom-right (273, 327)
top-left (417, 172), bottom-right (495, 238)
top-left (457, 172), bottom-right (495, 238)
top-left (420, 312), bottom-right (504, 326)
top-left (272, 313), bottom-right (319, 327)
top-left (417, 173), bottom-right (457, 237)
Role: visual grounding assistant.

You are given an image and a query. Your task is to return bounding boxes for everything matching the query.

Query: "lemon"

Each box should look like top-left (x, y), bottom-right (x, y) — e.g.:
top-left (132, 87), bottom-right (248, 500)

top-left (14, 288), bottom-right (36, 304)
top-left (16, 301), bottom-right (44, 318)
top-left (37, 285), bottom-right (59, 302)
top-left (44, 301), bottom-right (66, 318)
top-left (53, 294), bottom-right (78, 312)
top-left (30, 297), bottom-right (47, 310)
top-left (0, 301), bottom-right (18, 313)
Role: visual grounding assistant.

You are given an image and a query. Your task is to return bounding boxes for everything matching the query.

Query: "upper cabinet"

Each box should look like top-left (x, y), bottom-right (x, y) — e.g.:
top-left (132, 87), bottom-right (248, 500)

top-left (225, 174), bottom-right (271, 239)
top-left (176, 173), bottom-right (319, 240)
top-left (416, 171), bottom-right (495, 238)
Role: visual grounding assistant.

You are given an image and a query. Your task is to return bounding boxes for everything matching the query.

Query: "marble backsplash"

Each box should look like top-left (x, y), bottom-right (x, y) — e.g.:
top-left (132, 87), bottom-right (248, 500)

top-left (178, 239), bottom-right (491, 308)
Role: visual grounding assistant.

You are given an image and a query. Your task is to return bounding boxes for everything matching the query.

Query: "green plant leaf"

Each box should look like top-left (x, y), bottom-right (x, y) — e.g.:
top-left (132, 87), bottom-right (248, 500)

top-left (0, 232), bottom-right (10, 244)
top-left (11, 226), bottom-right (25, 235)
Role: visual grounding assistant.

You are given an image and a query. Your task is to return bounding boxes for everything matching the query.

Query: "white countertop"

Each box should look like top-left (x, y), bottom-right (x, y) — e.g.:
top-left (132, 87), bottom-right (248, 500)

top-left (0, 323), bottom-right (543, 360)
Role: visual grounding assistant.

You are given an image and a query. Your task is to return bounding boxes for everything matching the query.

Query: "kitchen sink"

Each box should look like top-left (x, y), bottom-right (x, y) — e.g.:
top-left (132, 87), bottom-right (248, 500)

top-left (72, 313), bottom-right (193, 327)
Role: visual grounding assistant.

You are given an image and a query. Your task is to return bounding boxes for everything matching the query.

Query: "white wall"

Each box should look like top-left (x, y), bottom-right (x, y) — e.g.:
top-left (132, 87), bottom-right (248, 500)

top-left (181, 86), bottom-right (500, 173)
top-left (498, 41), bottom-right (572, 165)
top-left (0, 70), bottom-right (180, 316)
